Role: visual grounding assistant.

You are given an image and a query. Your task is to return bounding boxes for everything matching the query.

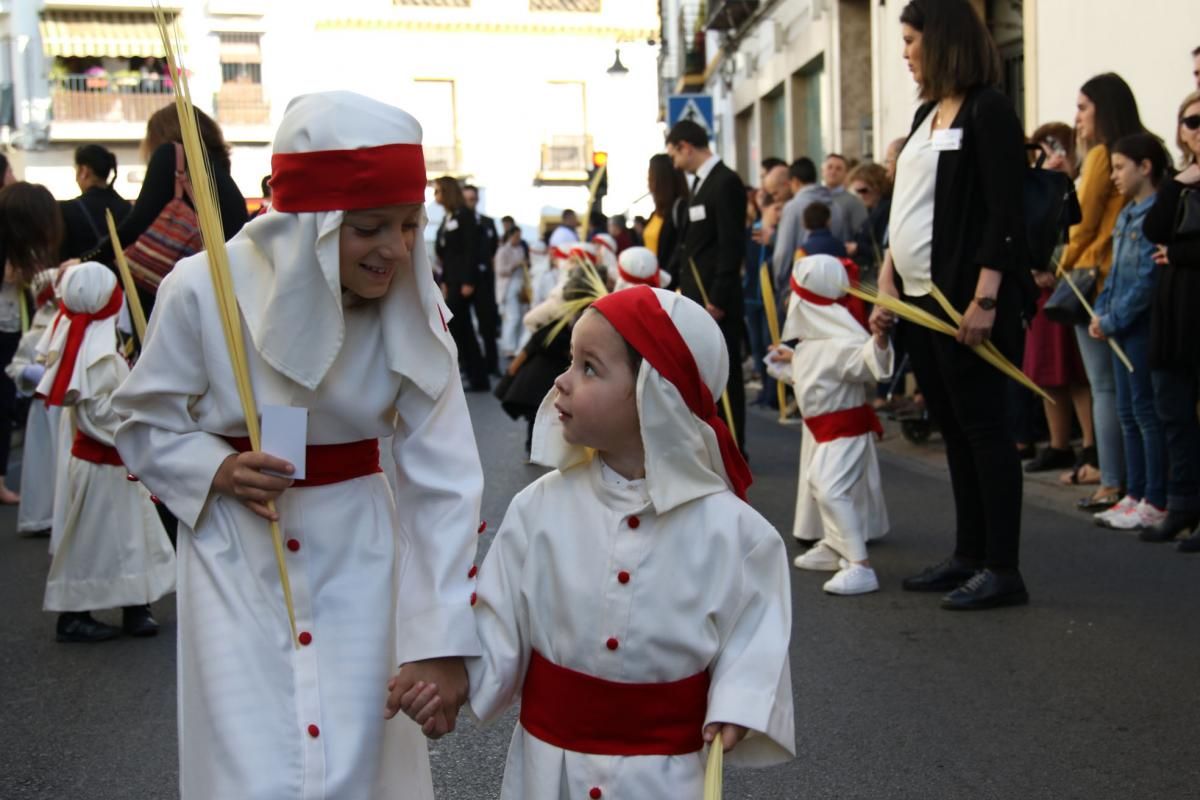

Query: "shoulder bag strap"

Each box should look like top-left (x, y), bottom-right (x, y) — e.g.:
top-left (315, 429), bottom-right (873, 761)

top-left (173, 142), bottom-right (197, 207)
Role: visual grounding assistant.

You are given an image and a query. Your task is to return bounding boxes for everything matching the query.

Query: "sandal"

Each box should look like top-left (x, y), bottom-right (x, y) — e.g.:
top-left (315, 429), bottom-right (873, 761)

top-left (1077, 487), bottom-right (1122, 512)
top-left (1060, 463), bottom-right (1101, 486)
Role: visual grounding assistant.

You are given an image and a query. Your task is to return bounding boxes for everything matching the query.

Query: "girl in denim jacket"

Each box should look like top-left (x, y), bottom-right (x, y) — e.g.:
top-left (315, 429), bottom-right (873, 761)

top-left (1089, 133), bottom-right (1173, 530)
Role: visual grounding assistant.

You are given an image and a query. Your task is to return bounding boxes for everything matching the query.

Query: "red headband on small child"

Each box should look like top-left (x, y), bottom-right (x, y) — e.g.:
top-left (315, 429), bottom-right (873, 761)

top-left (591, 286), bottom-right (752, 501)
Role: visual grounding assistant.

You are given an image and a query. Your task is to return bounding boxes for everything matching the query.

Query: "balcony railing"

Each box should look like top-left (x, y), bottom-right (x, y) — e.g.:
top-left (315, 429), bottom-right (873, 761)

top-left (215, 82), bottom-right (270, 127)
top-left (539, 134), bottom-right (592, 177)
top-left (50, 73), bottom-right (173, 125)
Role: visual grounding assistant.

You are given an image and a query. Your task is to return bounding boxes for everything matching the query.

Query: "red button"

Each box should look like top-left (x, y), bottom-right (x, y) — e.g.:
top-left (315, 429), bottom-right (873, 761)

top-left (307, 724), bottom-right (320, 738)
top-left (590, 788), bottom-right (602, 799)
top-left (628, 515), bottom-right (640, 529)
top-left (470, 592), bottom-right (478, 606)
top-left (477, 520), bottom-right (487, 534)
top-left (298, 631), bottom-right (312, 646)
top-left (286, 539), bottom-right (301, 552)
top-left (606, 637), bottom-right (619, 650)
top-left (618, 571), bottom-right (630, 584)
top-left (468, 565), bottom-right (478, 579)
top-left (126, 473), bottom-right (139, 482)
top-left (150, 495), bottom-right (160, 505)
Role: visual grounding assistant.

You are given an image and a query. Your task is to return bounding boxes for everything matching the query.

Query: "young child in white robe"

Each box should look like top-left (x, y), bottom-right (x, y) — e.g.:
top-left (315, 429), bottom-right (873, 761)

top-left (614, 246), bottom-right (672, 292)
top-left (769, 254), bottom-right (893, 595)
top-left (524, 242), bottom-right (596, 333)
top-left (391, 286), bottom-right (795, 799)
top-left (38, 261), bottom-right (174, 641)
top-left (112, 91), bottom-right (482, 800)
top-left (7, 270), bottom-right (60, 535)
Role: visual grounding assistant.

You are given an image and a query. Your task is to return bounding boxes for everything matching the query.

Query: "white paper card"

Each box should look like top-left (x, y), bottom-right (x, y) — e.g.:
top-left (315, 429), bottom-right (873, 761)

top-left (931, 128), bottom-right (963, 152)
top-left (261, 405), bottom-right (308, 480)
top-left (688, 204), bottom-right (707, 222)
top-left (445, 218), bottom-right (459, 232)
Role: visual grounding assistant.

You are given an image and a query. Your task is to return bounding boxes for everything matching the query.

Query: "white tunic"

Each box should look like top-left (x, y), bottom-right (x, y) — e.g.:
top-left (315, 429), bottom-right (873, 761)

top-left (43, 348), bottom-right (175, 612)
top-left (7, 303), bottom-right (60, 534)
top-left (112, 257), bottom-right (484, 800)
top-left (467, 457), bottom-right (795, 799)
top-left (788, 337), bottom-right (893, 558)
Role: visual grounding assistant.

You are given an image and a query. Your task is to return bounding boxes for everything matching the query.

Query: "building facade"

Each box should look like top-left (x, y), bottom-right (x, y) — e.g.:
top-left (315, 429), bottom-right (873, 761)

top-left (2, 0), bottom-right (663, 229)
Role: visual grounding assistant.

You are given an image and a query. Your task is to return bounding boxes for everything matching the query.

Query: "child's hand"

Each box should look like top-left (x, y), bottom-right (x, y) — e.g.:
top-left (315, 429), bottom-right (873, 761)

top-left (873, 330), bottom-right (889, 350)
top-left (703, 722), bottom-right (748, 753)
top-left (384, 657), bottom-right (468, 738)
top-left (385, 677), bottom-right (447, 738)
top-left (211, 452), bottom-right (294, 521)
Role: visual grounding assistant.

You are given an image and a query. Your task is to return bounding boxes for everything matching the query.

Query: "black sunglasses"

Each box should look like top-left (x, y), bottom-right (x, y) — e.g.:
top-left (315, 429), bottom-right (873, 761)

top-left (1183, 115), bottom-right (1200, 131)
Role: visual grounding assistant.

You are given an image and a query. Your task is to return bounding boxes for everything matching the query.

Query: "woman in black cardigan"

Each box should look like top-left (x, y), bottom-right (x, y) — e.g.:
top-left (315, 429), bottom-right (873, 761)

top-left (872, 0), bottom-right (1036, 609)
top-left (1139, 90), bottom-right (1200, 551)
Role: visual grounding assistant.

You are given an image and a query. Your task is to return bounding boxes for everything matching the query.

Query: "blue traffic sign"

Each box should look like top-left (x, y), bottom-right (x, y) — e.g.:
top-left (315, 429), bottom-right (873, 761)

top-left (667, 94), bottom-right (714, 135)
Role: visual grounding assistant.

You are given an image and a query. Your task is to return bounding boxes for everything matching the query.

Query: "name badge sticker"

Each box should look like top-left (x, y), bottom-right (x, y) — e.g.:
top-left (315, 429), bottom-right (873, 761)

top-left (445, 218), bottom-right (459, 232)
top-left (688, 204), bottom-right (707, 222)
top-left (931, 128), bottom-right (964, 152)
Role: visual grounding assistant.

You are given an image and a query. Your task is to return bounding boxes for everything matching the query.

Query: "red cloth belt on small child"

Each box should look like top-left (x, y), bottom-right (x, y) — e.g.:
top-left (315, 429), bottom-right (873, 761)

top-left (803, 405), bottom-right (884, 443)
top-left (519, 650), bottom-right (710, 756)
top-left (222, 437), bottom-right (382, 487)
top-left (71, 431), bottom-right (124, 466)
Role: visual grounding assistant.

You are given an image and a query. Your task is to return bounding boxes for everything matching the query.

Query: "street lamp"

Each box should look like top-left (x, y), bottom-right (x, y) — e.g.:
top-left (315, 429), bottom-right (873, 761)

top-left (606, 47), bottom-right (629, 76)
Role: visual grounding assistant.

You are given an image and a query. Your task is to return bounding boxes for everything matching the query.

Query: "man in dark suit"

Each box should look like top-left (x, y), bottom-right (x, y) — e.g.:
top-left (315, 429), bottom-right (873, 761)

top-left (463, 185), bottom-right (501, 376)
top-left (666, 120), bottom-right (748, 451)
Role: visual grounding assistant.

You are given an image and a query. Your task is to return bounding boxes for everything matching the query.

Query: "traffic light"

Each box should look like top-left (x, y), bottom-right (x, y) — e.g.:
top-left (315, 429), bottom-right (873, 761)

top-left (589, 150), bottom-right (608, 203)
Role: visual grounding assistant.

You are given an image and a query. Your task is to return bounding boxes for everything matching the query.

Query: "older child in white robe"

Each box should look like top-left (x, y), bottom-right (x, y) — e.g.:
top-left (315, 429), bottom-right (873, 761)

top-left (392, 287), bottom-right (795, 799)
top-left (112, 92), bottom-right (483, 800)
top-left (39, 262), bottom-right (174, 641)
top-left (771, 254), bottom-right (893, 595)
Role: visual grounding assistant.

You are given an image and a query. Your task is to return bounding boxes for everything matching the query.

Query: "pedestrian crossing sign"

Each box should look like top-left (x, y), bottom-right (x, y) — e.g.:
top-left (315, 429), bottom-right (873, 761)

top-left (668, 94), bottom-right (715, 136)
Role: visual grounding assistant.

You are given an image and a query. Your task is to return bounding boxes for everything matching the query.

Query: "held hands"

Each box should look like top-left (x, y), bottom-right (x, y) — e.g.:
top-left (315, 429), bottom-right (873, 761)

top-left (703, 722), bottom-right (748, 753)
top-left (1153, 245), bottom-right (1170, 267)
top-left (384, 657), bottom-right (469, 739)
top-left (212, 451), bottom-right (294, 521)
top-left (956, 300), bottom-right (995, 347)
top-left (868, 305), bottom-right (896, 338)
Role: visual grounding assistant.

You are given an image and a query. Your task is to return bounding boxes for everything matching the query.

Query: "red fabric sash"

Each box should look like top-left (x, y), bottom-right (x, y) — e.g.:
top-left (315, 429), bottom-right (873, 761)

top-left (616, 264), bottom-right (659, 288)
top-left (223, 437), bottom-right (382, 488)
top-left (519, 650), bottom-right (710, 756)
top-left (591, 286), bottom-right (752, 500)
top-left (804, 404), bottom-right (883, 443)
top-left (269, 143), bottom-right (427, 213)
top-left (550, 245), bottom-right (572, 262)
top-left (44, 287), bottom-right (124, 408)
top-left (71, 431), bottom-right (124, 466)
top-left (788, 257), bottom-right (868, 330)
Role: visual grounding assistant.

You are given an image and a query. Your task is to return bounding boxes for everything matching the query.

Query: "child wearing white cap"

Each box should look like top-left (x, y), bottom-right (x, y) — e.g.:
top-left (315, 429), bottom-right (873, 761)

top-left (391, 286), bottom-right (795, 798)
top-left (39, 261), bottom-right (174, 641)
top-left (772, 254), bottom-right (893, 595)
top-left (614, 246), bottom-right (673, 292)
top-left (113, 91), bottom-right (483, 799)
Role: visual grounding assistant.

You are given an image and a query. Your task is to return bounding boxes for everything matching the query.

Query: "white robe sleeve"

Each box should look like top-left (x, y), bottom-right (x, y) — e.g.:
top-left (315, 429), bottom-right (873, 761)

top-left (74, 356), bottom-right (124, 446)
top-left (390, 371), bottom-right (484, 664)
top-left (112, 274), bottom-right (236, 530)
top-left (704, 529), bottom-right (796, 767)
top-left (464, 499), bottom-right (531, 724)
top-left (834, 338), bottom-right (894, 385)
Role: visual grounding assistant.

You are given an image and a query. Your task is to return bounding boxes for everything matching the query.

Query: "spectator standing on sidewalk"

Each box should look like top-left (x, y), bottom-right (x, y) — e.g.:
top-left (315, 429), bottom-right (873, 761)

top-left (823, 153), bottom-right (869, 247)
top-left (435, 176), bottom-right (489, 391)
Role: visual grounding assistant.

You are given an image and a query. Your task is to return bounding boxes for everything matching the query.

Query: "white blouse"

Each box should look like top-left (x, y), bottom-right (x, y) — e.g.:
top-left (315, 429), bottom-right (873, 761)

top-left (889, 111), bottom-right (939, 297)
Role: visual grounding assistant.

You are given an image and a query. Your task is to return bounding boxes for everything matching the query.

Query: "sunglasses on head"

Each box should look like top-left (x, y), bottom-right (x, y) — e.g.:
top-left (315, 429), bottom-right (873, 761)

top-left (1183, 115), bottom-right (1200, 131)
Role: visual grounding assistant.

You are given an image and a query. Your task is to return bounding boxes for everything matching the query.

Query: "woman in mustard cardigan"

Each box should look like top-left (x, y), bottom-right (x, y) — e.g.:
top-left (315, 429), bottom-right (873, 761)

top-left (1062, 73), bottom-right (1149, 512)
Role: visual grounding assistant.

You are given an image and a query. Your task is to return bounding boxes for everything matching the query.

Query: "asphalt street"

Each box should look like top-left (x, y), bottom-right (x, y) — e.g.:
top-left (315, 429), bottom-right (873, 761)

top-left (1, 394), bottom-right (1198, 799)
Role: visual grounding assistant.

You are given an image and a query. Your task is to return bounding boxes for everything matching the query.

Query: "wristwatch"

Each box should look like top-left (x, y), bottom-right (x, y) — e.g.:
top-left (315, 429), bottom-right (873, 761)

top-left (974, 296), bottom-right (997, 311)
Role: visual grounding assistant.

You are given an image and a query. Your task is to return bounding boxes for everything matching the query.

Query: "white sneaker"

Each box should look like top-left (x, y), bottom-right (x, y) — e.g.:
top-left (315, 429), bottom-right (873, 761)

top-left (793, 541), bottom-right (842, 571)
top-left (1134, 501), bottom-right (1168, 530)
top-left (1106, 499), bottom-right (1167, 531)
top-left (1094, 495), bottom-right (1138, 528)
top-left (823, 565), bottom-right (880, 596)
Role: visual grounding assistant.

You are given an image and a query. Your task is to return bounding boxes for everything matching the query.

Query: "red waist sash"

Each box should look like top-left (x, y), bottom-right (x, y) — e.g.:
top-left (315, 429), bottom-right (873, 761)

top-left (519, 649), bottom-right (710, 756)
top-left (223, 437), bottom-right (382, 488)
top-left (804, 404), bottom-right (883, 443)
top-left (71, 431), bottom-right (124, 466)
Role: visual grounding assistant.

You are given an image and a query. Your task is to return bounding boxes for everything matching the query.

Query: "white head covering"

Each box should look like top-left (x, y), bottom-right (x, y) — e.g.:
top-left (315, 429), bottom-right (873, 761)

top-left (35, 261), bottom-right (119, 404)
top-left (781, 254), bottom-right (867, 343)
top-left (531, 288), bottom-right (743, 513)
top-left (590, 233), bottom-right (619, 273)
top-left (615, 246), bottom-right (672, 292)
top-left (226, 90), bottom-right (455, 397)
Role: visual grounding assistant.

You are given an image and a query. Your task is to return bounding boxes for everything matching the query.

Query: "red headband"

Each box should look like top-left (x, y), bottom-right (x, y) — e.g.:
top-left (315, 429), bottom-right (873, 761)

top-left (269, 143), bottom-right (427, 213)
top-left (617, 264), bottom-right (660, 288)
top-left (44, 286), bottom-right (123, 407)
top-left (592, 236), bottom-right (616, 255)
top-left (789, 259), bottom-right (868, 330)
top-left (591, 286), bottom-right (752, 501)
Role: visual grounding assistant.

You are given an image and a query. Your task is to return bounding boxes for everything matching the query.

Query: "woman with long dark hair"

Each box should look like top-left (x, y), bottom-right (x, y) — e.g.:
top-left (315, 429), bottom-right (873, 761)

top-left (434, 175), bottom-right (488, 391)
top-left (59, 144), bottom-right (132, 260)
top-left (644, 153), bottom-right (688, 285)
top-left (871, 0), bottom-right (1035, 609)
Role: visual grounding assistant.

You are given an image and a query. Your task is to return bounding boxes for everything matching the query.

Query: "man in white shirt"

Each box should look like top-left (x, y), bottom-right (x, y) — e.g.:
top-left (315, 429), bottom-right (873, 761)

top-left (548, 209), bottom-right (580, 249)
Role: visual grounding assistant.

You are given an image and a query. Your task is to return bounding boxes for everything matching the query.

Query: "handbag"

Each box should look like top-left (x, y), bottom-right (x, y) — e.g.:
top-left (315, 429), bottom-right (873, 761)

top-left (124, 142), bottom-right (204, 294)
top-left (1042, 266), bottom-right (1098, 326)
top-left (1175, 187), bottom-right (1200, 237)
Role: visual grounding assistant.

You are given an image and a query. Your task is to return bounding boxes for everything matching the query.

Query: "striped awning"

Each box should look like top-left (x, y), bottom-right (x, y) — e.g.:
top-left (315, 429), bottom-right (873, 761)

top-left (39, 11), bottom-right (172, 59)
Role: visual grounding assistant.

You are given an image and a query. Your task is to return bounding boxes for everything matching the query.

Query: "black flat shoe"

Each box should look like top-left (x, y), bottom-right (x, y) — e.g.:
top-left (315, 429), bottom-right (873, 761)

top-left (1024, 446), bottom-right (1075, 473)
top-left (56, 612), bottom-right (121, 643)
top-left (122, 605), bottom-right (159, 637)
top-left (1138, 510), bottom-right (1200, 543)
top-left (941, 569), bottom-right (1029, 611)
top-left (1178, 528), bottom-right (1200, 553)
top-left (1016, 444), bottom-right (1038, 461)
top-left (901, 556), bottom-right (980, 593)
